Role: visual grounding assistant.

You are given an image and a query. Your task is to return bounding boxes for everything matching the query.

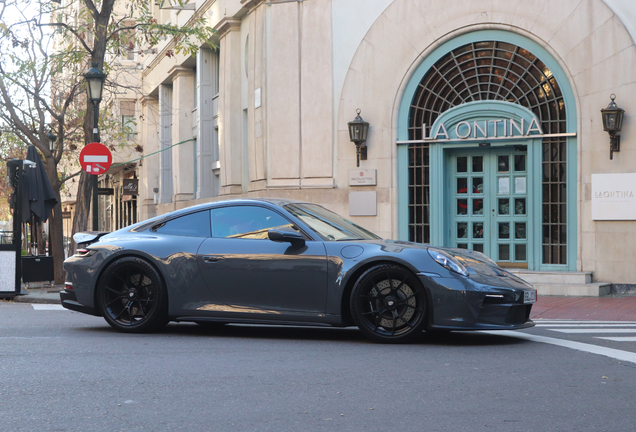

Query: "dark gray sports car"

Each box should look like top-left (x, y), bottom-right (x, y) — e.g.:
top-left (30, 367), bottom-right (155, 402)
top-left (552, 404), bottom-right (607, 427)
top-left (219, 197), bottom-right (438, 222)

top-left (61, 198), bottom-right (536, 343)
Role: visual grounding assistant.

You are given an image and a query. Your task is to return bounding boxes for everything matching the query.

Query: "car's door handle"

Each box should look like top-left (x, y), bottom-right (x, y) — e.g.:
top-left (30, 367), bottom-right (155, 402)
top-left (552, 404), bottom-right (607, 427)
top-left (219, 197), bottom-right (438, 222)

top-left (203, 256), bottom-right (223, 263)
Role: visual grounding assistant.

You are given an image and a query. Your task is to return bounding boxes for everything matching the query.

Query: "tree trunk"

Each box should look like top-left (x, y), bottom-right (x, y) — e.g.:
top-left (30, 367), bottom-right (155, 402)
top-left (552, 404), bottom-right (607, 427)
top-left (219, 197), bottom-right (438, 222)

top-left (68, 170), bottom-right (93, 256)
top-left (44, 153), bottom-right (67, 284)
top-left (49, 195), bottom-right (65, 284)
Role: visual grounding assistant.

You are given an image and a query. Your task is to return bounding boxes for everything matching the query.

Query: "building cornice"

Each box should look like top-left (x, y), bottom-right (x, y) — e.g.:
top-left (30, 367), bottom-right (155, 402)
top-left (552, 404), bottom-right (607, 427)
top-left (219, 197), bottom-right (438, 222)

top-left (168, 66), bottom-right (194, 81)
top-left (140, 95), bottom-right (158, 106)
top-left (143, 0), bottom-right (218, 79)
top-left (239, 0), bottom-right (265, 14)
top-left (214, 18), bottom-right (241, 38)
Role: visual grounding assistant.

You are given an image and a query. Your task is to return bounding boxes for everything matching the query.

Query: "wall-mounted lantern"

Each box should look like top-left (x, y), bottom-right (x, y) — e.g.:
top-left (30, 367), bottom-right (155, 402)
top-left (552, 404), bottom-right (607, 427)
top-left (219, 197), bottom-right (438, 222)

top-left (600, 94), bottom-right (625, 160)
top-left (348, 108), bottom-right (369, 167)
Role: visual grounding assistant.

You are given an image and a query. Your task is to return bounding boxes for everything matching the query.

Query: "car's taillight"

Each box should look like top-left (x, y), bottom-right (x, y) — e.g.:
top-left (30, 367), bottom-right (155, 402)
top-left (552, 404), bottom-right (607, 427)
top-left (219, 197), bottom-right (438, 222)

top-left (65, 282), bottom-right (73, 291)
top-left (74, 249), bottom-right (96, 257)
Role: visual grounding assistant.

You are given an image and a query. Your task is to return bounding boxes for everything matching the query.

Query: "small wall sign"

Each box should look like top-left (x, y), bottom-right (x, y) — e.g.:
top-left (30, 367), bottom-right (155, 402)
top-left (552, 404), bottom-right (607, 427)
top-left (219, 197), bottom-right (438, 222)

top-left (592, 173), bottom-right (636, 220)
top-left (122, 179), bottom-right (139, 196)
top-left (349, 169), bottom-right (377, 186)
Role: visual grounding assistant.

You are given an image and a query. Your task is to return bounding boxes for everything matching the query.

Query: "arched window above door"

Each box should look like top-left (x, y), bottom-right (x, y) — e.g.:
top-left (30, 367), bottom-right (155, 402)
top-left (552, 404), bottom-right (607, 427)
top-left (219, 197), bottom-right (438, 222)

top-left (407, 40), bottom-right (569, 266)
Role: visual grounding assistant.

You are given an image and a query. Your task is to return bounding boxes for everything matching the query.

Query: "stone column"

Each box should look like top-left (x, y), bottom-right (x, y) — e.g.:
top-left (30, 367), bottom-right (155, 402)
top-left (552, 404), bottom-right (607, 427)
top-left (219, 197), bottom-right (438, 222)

top-left (158, 84), bottom-right (173, 204)
top-left (196, 47), bottom-right (220, 199)
top-left (216, 18), bottom-right (244, 195)
top-left (170, 66), bottom-right (195, 203)
top-left (139, 95), bottom-right (159, 220)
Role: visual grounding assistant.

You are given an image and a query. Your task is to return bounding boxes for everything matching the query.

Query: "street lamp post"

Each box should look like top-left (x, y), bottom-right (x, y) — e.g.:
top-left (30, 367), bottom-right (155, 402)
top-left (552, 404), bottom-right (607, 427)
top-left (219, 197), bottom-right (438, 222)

top-left (84, 62), bottom-right (106, 231)
top-left (47, 131), bottom-right (57, 153)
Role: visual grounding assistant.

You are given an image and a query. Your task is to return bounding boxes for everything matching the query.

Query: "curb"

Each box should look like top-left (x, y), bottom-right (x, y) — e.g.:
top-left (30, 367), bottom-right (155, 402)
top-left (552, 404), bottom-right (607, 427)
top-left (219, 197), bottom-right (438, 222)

top-left (11, 293), bottom-right (62, 305)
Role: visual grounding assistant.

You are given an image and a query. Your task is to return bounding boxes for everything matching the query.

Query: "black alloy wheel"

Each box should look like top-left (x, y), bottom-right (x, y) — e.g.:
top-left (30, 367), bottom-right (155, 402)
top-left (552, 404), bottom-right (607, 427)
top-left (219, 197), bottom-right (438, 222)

top-left (97, 257), bottom-right (168, 333)
top-left (350, 264), bottom-right (427, 343)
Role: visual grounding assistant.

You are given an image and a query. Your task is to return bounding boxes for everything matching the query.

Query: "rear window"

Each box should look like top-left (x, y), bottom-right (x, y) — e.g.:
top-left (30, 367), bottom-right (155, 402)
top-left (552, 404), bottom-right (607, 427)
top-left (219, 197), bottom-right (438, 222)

top-left (153, 211), bottom-right (211, 237)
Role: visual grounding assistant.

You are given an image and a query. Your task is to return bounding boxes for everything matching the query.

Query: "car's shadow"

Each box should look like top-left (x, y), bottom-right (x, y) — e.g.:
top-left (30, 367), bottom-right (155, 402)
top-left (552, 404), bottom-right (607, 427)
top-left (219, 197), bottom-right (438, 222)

top-left (140, 322), bottom-right (528, 346)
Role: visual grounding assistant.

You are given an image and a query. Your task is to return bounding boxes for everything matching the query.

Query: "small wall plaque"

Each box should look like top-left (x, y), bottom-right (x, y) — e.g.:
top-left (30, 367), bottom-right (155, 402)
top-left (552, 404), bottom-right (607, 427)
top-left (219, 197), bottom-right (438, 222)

top-left (349, 169), bottom-right (377, 186)
top-left (349, 191), bottom-right (377, 216)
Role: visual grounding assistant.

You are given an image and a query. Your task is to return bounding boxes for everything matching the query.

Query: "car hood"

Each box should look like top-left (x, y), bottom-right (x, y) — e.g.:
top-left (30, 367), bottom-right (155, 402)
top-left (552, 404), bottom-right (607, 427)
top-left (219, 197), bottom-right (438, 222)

top-left (360, 239), bottom-right (528, 282)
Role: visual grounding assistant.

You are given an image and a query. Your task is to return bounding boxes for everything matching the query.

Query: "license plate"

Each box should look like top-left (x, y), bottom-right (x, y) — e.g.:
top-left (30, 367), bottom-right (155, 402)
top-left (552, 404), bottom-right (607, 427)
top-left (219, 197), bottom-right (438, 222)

top-left (524, 290), bottom-right (537, 304)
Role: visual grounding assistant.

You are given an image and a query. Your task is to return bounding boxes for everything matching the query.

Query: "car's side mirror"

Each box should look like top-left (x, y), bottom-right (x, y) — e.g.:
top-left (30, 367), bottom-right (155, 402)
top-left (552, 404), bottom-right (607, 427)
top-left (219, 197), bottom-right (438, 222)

top-left (268, 228), bottom-right (305, 248)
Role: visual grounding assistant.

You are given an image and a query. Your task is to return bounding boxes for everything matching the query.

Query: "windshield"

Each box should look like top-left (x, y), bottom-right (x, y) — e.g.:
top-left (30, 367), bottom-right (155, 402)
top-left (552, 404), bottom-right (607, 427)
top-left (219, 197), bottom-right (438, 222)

top-left (284, 203), bottom-right (381, 241)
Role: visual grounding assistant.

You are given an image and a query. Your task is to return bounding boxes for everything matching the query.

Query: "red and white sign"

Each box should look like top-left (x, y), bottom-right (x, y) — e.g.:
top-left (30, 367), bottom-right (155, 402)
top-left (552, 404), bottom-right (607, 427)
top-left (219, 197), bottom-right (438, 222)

top-left (79, 143), bottom-right (112, 175)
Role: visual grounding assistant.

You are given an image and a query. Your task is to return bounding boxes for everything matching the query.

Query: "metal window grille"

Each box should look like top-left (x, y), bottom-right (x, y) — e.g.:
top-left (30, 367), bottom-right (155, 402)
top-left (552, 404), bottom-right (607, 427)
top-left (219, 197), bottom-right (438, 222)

top-left (408, 41), bottom-right (567, 264)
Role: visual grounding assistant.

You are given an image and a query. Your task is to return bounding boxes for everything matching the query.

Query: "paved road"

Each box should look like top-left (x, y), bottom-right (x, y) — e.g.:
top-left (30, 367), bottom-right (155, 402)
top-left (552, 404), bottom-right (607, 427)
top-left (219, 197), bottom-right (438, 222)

top-left (2, 302), bottom-right (636, 432)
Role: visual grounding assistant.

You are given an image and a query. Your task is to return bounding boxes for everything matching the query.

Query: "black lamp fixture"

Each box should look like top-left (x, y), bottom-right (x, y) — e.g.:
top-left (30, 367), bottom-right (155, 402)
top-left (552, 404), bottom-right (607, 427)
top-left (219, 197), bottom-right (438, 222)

top-left (84, 62), bottom-right (107, 103)
top-left (348, 108), bottom-right (370, 167)
top-left (47, 131), bottom-right (57, 152)
top-left (600, 94), bottom-right (625, 160)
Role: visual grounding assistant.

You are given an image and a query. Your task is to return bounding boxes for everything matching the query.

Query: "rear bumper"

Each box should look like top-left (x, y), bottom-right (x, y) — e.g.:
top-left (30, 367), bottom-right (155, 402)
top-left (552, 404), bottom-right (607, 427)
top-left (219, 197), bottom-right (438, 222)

top-left (60, 289), bottom-right (101, 316)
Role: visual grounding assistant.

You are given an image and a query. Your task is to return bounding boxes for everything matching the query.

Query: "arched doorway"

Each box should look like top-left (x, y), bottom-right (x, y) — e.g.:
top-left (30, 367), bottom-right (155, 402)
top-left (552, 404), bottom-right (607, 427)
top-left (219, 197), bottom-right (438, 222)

top-left (397, 31), bottom-right (577, 271)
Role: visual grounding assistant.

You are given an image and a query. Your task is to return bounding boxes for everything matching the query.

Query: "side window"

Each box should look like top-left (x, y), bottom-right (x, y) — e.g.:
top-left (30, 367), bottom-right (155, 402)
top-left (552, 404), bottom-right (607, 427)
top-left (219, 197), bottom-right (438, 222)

top-left (210, 206), bottom-right (292, 239)
top-left (154, 211), bottom-right (211, 237)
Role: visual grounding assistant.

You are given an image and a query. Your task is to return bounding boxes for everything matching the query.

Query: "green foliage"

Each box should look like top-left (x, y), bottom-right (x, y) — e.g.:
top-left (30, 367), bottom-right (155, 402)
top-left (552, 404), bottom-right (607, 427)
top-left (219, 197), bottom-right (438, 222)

top-left (0, 0), bottom-right (217, 228)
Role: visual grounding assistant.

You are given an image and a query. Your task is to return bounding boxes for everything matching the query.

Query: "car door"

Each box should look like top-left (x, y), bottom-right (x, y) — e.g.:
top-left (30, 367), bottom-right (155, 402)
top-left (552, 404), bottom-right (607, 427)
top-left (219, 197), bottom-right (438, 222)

top-left (197, 205), bottom-right (328, 314)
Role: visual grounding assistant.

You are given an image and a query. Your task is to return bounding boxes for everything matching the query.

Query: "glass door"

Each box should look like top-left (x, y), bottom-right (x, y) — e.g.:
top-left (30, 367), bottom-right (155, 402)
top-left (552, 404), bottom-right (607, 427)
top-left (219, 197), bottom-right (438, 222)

top-left (448, 148), bottom-right (529, 267)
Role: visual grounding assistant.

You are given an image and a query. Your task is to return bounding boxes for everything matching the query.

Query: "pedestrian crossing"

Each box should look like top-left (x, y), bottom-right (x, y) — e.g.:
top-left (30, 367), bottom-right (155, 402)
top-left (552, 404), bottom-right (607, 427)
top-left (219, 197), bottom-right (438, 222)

top-left (535, 320), bottom-right (636, 343)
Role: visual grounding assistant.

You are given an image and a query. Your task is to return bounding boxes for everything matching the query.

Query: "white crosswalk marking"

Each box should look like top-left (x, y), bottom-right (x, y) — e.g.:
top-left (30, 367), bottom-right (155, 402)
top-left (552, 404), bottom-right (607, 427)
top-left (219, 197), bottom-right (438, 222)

top-left (536, 320), bottom-right (636, 344)
top-left (549, 329), bottom-right (636, 334)
top-left (31, 304), bottom-right (67, 311)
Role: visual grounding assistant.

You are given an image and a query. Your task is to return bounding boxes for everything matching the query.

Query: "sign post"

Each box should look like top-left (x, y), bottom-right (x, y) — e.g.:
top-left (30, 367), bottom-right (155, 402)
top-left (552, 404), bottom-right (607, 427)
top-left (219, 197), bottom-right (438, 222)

top-left (79, 143), bottom-right (112, 230)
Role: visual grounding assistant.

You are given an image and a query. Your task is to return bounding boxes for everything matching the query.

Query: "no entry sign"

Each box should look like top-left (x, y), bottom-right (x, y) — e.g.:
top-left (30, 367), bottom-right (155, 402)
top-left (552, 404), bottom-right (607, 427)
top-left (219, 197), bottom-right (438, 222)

top-left (80, 143), bottom-right (112, 175)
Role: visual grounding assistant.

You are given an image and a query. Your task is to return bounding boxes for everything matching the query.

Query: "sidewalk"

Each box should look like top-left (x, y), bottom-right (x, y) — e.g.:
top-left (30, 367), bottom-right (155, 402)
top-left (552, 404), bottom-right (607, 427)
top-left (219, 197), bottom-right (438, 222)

top-left (6, 284), bottom-right (64, 304)
top-left (530, 295), bottom-right (636, 321)
top-left (5, 287), bottom-right (636, 321)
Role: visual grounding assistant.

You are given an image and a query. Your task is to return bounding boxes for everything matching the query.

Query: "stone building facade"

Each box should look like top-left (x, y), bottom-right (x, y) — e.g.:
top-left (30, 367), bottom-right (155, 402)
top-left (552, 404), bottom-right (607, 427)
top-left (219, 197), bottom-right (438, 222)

top-left (132, 0), bottom-right (636, 291)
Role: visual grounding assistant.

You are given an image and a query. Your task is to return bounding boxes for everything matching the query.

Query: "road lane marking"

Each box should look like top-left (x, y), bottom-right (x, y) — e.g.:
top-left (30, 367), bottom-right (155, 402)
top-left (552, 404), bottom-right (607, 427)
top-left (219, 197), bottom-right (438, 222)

top-left (596, 337), bottom-right (636, 342)
top-left (0, 337), bottom-right (53, 339)
top-left (548, 329), bottom-right (636, 334)
top-left (31, 304), bottom-right (66, 311)
top-left (536, 324), bottom-right (636, 328)
top-left (480, 330), bottom-right (636, 365)
top-left (535, 320), bottom-right (636, 324)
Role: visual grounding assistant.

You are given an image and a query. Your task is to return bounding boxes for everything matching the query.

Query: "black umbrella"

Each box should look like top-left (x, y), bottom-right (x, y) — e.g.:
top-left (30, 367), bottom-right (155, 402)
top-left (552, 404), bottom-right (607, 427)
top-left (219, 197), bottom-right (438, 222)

top-left (19, 145), bottom-right (58, 255)
top-left (20, 145), bottom-right (57, 224)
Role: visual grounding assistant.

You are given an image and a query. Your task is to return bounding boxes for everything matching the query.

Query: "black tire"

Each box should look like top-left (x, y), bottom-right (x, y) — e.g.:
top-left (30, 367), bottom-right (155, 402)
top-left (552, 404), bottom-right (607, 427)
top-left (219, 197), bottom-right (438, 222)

top-left (350, 264), bottom-right (427, 343)
top-left (97, 257), bottom-right (169, 333)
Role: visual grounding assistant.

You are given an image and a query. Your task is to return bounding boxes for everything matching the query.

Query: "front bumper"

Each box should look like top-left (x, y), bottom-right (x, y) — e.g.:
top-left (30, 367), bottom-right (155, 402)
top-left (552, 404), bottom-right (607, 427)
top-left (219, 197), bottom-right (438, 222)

top-left (420, 274), bottom-right (536, 331)
top-left (60, 289), bottom-right (101, 316)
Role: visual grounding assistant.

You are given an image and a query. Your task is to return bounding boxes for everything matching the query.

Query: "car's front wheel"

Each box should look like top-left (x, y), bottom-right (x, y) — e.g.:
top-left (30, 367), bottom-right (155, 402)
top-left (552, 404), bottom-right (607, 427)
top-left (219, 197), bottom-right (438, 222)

top-left (97, 257), bottom-right (168, 333)
top-left (350, 264), bottom-right (427, 343)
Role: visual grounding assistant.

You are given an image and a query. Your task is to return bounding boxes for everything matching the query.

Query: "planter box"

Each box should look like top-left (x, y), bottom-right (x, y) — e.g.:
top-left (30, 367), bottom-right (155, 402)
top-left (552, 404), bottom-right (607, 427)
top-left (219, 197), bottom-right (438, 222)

top-left (22, 256), bottom-right (54, 283)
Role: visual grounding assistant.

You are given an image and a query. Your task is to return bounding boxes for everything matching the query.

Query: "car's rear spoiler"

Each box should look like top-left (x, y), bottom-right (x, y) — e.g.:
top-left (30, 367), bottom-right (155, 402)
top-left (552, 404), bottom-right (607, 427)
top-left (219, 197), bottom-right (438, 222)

top-left (73, 231), bottom-right (110, 247)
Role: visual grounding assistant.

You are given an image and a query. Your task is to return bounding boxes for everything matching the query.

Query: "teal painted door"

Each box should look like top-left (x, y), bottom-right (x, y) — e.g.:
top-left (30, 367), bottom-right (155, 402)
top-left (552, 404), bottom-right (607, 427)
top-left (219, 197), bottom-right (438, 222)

top-left (448, 148), bottom-right (529, 267)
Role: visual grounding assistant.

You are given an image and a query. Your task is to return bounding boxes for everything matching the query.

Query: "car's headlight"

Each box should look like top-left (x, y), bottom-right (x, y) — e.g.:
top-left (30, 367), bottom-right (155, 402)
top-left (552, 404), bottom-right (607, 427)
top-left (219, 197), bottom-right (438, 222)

top-left (428, 248), bottom-right (468, 276)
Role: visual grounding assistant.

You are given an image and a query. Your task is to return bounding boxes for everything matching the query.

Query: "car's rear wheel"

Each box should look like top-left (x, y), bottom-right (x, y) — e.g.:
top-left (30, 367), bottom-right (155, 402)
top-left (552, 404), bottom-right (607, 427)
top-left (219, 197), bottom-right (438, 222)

top-left (97, 257), bottom-right (168, 333)
top-left (350, 264), bottom-right (427, 343)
